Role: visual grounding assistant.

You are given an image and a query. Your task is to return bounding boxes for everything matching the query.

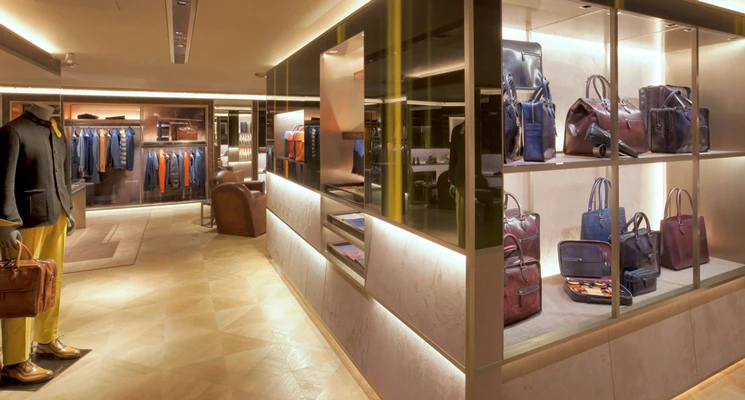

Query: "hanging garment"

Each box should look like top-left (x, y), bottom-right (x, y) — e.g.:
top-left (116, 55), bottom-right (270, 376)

top-left (91, 131), bottom-right (101, 184)
top-left (126, 127), bottom-right (136, 171)
top-left (169, 151), bottom-right (180, 189)
top-left (120, 129), bottom-right (127, 170)
top-left (77, 129), bottom-right (85, 174)
top-left (110, 129), bottom-right (122, 169)
top-left (144, 151), bottom-right (152, 191)
top-left (159, 149), bottom-right (167, 193)
top-left (106, 131), bottom-right (113, 167)
top-left (189, 151), bottom-right (196, 186)
top-left (85, 128), bottom-right (94, 175)
top-left (177, 151), bottom-right (184, 189)
top-left (194, 148), bottom-right (205, 187)
top-left (183, 150), bottom-right (190, 187)
top-left (98, 129), bottom-right (108, 173)
top-left (71, 132), bottom-right (80, 170)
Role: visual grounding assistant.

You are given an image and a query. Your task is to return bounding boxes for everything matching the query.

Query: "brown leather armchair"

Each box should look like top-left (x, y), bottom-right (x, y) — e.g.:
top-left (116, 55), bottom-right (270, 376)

top-left (210, 171), bottom-right (267, 237)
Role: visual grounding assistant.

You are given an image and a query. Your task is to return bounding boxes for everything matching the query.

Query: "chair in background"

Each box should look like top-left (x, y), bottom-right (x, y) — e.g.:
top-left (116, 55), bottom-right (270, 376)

top-left (210, 171), bottom-right (267, 237)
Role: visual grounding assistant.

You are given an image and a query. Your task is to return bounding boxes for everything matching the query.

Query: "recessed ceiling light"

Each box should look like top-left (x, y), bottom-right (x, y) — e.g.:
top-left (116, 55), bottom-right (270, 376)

top-left (665, 23), bottom-right (677, 28)
top-left (177, 1), bottom-right (187, 5)
top-left (175, 31), bottom-right (185, 35)
top-left (176, 43), bottom-right (185, 48)
top-left (684, 28), bottom-right (693, 32)
top-left (326, 50), bottom-right (339, 54)
top-left (255, 72), bottom-right (267, 78)
top-left (579, 5), bottom-right (592, 9)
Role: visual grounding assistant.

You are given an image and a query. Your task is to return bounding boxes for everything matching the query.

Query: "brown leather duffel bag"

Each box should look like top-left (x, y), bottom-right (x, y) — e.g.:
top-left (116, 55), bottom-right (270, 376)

top-left (0, 241), bottom-right (57, 318)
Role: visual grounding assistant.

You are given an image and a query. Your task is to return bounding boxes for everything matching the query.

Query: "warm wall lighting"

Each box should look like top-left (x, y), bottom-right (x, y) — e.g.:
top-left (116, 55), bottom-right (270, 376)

top-left (0, 13), bottom-right (59, 53)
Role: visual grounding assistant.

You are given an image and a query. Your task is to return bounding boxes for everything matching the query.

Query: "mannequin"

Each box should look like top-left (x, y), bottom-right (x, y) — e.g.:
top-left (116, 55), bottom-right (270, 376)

top-left (0, 103), bottom-right (80, 384)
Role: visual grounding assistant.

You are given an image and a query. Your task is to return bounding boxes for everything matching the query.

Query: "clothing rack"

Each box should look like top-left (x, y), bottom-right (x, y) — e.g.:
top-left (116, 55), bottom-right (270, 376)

top-left (142, 141), bottom-right (206, 148)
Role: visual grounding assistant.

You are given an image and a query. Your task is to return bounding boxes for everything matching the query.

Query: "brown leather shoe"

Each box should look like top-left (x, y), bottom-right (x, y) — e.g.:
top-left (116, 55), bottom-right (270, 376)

top-left (35, 338), bottom-right (81, 360)
top-left (1, 360), bottom-right (53, 384)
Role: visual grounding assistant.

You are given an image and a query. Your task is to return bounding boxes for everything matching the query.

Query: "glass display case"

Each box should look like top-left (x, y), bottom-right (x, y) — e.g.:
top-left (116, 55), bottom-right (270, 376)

top-left (263, 0), bottom-right (745, 398)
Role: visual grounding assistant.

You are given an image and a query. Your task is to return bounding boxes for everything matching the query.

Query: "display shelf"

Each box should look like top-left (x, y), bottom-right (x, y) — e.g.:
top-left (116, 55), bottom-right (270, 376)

top-left (504, 150), bottom-right (745, 174)
top-left (699, 149), bottom-right (745, 160)
top-left (64, 119), bottom-right (142, 127)
top-left (327, 241), bottom-right (365, 278)
top-left (325, 183), bottom-right (365, 205)
top-left (504, 256), bottom-right (745, 359)
top-left (504, 154), bottom-right (613, 174)
top-left (326, 211), bottom-right (366, 241)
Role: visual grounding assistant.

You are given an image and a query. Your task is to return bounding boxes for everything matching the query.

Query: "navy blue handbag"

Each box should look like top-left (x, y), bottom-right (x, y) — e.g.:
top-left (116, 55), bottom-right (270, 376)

top-left (521, 79), bottom-right (557, 162)
top-left (503, 72), bottom-right (521, 163)
top-left (581, 177), bottom-right (626, 242)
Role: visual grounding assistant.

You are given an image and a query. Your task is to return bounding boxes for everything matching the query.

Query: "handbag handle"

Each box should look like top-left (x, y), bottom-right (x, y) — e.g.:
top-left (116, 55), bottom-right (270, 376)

top-left (529, 79), bottom-right (554, 103)
top-left (662, 90), bottom-right (690, 109)
top-left (628, 212), bottom-right (652, 238)
top-left (1, 241), bottom-right (33, 266)
top-left (503, 234), bottom-right (525, 264)
top-left (503, 191), bottom-right (524, 218)
top-left (664, 188), bottom-right (681, 219)
top-left (587, 75), bottom-right (632, 113)
top-left (676, 188), bottom-right (694, 225)
top-left (587, 177), bottom-right (611, 212)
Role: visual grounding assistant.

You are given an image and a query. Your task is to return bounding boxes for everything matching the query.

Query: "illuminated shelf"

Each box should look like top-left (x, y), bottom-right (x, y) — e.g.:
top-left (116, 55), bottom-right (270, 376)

top-left (503, 150), bottom-right (745, 174)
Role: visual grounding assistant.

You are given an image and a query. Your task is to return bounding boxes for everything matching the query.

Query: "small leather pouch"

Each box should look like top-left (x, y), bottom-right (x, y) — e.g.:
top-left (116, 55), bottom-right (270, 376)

top-left (623, 269), bottom-right (658, 297)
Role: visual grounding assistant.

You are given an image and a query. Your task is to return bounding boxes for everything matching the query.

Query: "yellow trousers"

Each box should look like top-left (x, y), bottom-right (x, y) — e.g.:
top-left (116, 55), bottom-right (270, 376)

top-left (1, 215), bottom-right (67, 365)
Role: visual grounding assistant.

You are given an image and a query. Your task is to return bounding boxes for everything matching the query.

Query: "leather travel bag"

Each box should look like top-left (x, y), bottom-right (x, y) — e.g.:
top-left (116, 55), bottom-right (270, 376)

top-left (639, 84), bottom-right (691, 137)
top-left (174, 123), bottom-right (198, 141)
top-left (503, 40), bottom-right (543, 90)
top-left (521, 79), bottom-right (557, 162)
top-left (565, 75), bottom-right (649, 155)
top-left (558, 240), bottom-right (633, 305)
top-left (284, 130), bottom-right (295, 158)
top-left (503, 192), bottom-right (540, 261)
top-left (660, 188), bottom-right (710, 270)
top-left (581, 177), bottom-right (627, 242)
top-left (619, 212), bottom-right (661, 277)
top-left (503, 234), bottom-right (542, 326)
top-left (0, 242), bottom-right (57, 318)
top-left (623, 269), bottom-right (658, 297)
top-left (503, 72), bottom-right (521, 163)
top-left (649, 90), bottom-right (710, 153)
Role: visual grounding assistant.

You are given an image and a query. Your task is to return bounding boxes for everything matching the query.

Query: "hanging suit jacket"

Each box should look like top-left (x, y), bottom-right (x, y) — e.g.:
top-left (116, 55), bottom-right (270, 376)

top-left (126, 127), bottom-right (136, 171)
top-left (120, 129), bottom-right (128, 171)
top-left (0, 112), bottom-right (73, 228)
top-left (91, 132), bottom-right (101, 184)
top-left (158, 149), bottom-right (167, 193)
top-left (110, 128), bottom-right (122, 170)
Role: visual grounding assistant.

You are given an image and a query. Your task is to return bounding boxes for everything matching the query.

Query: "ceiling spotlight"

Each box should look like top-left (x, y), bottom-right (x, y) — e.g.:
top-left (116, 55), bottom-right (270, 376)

top-left (63, 53), bottom-right (79, 68)
top-left (665, 23), bottom-right (677, 28)
top-left (177, 1), bottom-right (187, 5)
top-left (176, 43), bottom-right (185, 48)
top-left (579, 5), bottom-right (592, 9)
top-left (326, 50), bottom-right (339, 54)
top-left (255, 72), bottom-right (267, 78)
top-left (684, 28), bottom-right (693, 32)
top-left (175, 31), bottom-right (185, 35)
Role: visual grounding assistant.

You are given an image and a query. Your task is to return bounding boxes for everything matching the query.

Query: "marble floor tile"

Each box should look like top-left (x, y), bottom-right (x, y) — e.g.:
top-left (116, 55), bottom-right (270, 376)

top-left (2, 204), bottom-right (376, 400)
top-left (675, 358), bottom-right (745, 399)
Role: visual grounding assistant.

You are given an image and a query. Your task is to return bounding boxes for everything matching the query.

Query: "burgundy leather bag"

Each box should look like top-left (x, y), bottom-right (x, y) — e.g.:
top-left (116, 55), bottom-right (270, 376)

top-left (503, 192), bottom-right (541, 261)
top-left (503, 234), bottom-right (541, 326)
top-left (0, 242), bottom-right (57, 318)
top-left (660, 188), bottom-right (710, 270)
top-left (565, 75), bottom-right (649, 155)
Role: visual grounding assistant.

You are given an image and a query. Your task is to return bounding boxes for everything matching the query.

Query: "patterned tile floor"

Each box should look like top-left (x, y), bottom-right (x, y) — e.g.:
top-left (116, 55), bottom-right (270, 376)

top-left (675, 358), bottom-right (745, 400)
top-left (2, 204), bottom-right (376, 400)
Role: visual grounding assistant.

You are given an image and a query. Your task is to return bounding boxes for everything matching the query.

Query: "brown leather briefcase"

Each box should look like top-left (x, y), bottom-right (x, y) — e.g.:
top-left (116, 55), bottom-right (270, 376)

top-left (0, 242), bottom-right (57, 318)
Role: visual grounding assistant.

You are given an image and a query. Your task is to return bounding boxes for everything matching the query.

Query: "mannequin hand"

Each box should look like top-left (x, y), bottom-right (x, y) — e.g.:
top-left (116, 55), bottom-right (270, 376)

top-left (67, 215), bottom-right (77, 236)
top-left (449, 184), bottom-right (456, 199)
top-left (0, 226), bottom-right (22, 248)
